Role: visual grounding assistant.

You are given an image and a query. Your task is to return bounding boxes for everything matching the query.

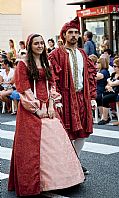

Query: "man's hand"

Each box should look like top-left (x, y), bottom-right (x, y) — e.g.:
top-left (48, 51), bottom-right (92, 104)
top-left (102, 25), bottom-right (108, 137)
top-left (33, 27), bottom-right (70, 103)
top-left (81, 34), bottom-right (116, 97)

top-left (91, 100), bottom-right (97, 110)
top-left (55, 103), bottom-right (63, 115)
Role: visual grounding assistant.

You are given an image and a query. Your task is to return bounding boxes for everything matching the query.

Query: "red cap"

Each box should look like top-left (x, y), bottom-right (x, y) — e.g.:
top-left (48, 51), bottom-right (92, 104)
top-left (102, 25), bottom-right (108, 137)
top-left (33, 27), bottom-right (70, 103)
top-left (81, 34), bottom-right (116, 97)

top-left (26, 33), bottom-right (40, 50)
top-left (26, 34), bottom-right (35, 48)
top-left (60, 16), bottom-right (80, 44)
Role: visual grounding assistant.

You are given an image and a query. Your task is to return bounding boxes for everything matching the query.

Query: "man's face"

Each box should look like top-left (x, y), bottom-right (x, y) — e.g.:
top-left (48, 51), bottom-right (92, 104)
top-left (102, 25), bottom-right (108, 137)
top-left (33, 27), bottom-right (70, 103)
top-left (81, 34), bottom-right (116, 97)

top-left (104, 51), bottom-right (110, 57)
top-left (48, 41), bottom-right (54, 48)
top-left (64, 28), bottom-right (79, 45)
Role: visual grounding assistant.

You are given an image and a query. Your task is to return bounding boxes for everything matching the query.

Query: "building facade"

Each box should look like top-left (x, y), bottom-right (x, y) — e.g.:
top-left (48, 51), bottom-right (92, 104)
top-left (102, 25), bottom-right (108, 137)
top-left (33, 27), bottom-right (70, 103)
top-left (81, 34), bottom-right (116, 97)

top-left (21, 0), bottom-right (79, 44)
top-left (0, 0), bottom-right (79, 51)
top-left (0, 0), bottom-right (22, 51)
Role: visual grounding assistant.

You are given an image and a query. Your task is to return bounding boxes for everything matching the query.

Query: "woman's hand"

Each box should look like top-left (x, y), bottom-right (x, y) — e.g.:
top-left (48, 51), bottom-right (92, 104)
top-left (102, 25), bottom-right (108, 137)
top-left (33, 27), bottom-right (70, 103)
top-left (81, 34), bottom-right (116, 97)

top-left (48, 97), bottom-right (55, 119)
top-left (33, 99), bottom-right (40, 108)
top-left (105, 85), bottom-right (113, 92)
top-left (20, 94), bottom-right (40, 113)
top-left (107, 80), bottom-right (113, 87)
top-left (48, 107), bottom-right (55, 119)
top-left (39, 103), bottom-right (48, 118)
top-left (36, 108), bottom-right (48, 118)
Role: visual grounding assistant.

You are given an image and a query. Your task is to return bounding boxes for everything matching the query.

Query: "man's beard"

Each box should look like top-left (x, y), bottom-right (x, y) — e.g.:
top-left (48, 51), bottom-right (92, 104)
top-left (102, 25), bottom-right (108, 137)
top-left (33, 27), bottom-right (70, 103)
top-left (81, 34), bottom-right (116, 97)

top-left (68, 38), bottom-right (77, 45)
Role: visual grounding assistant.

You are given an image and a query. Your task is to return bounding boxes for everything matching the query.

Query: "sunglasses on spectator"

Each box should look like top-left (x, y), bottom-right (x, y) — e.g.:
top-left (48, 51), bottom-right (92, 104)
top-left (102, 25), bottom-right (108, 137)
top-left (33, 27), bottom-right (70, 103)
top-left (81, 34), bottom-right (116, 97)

top-left (113, 65), bottom-right (119, 68)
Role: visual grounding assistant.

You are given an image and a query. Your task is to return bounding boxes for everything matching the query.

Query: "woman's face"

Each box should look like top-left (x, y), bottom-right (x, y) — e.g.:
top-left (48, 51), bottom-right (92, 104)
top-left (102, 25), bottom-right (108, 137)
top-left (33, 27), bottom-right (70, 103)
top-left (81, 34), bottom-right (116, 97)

top-left (0, 55), bottom-right (2, 62)
top-left (9, 40), bottom-right (14, 48)
top-left (31, 36), bottom-right (45, 55)
top-left (19, 43), bottom-right (25, 49)
top-left (2, 62), bottom-right (8, 69)
top-left (113, 64), bottom-right (119, 72)
top-left (97, 59), bottom-right (101, 70)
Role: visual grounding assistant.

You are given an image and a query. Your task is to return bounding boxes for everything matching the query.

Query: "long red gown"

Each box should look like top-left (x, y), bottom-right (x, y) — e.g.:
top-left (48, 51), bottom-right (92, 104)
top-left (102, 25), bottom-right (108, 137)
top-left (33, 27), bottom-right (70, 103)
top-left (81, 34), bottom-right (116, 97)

top-left (8, 61), bottom-right (84, 197)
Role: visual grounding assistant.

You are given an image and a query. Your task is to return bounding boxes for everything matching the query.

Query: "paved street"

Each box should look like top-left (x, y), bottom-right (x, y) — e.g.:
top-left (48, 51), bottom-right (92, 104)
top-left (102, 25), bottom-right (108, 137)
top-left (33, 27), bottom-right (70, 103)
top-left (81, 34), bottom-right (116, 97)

top-left (0, 113), bottom-right (119, 198)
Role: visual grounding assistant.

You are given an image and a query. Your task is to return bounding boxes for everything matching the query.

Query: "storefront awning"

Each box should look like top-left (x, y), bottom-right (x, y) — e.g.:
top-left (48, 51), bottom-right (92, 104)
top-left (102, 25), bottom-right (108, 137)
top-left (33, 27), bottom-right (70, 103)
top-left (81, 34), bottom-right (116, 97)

top-left (67, 0), bottom-right (95, 5)
top-left (67, 0), bottom-right (119, 7)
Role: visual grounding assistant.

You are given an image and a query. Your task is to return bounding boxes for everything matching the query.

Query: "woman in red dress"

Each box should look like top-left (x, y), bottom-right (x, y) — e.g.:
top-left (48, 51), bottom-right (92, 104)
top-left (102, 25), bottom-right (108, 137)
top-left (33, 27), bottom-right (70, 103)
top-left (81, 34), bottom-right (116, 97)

top-left (8, 34), bottom-right (84, 197)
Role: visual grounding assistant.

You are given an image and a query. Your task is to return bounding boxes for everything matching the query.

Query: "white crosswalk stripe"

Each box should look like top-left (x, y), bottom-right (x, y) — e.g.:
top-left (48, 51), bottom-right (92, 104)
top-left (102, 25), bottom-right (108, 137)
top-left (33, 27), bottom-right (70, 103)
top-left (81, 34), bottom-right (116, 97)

top-left (91, 128), bottom-right (119, 139)
top-left (0, 172), bottom-right (9, 180)
top-left (1, 120), bottom-right (119, 182)
top-left (82, 142), bottom-right (119, 154)
top-left (1, 120), bottom-right (16, 126)
top-left (0, 129), bottom-right (14, 140)
top-left (0, 146), bottom-right (12, 160)
top-left (41, 192), bottom-right (69, 198)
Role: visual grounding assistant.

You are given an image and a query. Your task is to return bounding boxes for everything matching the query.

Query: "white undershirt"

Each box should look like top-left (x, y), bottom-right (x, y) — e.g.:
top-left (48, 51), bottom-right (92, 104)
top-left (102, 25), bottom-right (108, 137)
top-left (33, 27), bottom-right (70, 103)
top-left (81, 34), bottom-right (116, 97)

top-left (66, 48), bottom-right (84, 90)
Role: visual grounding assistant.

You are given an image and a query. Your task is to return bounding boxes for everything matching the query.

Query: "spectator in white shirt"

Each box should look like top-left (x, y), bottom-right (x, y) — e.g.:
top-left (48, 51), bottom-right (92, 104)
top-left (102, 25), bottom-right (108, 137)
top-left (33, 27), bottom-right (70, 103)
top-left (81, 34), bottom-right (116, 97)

top-left (0, 59), bottom-right (15, 112)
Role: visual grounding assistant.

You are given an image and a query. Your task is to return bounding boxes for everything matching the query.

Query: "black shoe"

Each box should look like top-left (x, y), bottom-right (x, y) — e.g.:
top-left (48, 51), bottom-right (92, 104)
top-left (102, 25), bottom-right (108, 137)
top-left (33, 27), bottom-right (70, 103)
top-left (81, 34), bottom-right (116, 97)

top-left (82, 166), bottom-right (89, 175)
top-left (98, 117), bottom-right (111, 125)
top-left (107, 117), bottom-right (111, 122)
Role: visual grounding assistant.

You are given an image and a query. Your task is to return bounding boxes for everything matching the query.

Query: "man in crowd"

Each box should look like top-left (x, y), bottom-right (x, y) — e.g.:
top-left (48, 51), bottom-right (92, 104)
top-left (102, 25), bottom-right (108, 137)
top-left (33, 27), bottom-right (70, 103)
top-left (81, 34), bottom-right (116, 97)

top-left (83, 31), bottom-right (97, 56)
top-left (49, 17), bottom-right (97, 174)
top-left (47, 38), bottom-right (55, 54)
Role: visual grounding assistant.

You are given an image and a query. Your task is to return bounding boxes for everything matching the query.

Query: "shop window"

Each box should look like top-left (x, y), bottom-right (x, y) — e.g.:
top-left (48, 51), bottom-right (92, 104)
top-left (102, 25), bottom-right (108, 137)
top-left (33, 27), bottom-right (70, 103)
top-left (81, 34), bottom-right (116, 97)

top-left (113, 15), bottom-right (119, 54)
top-left (83, 16), bottom-right (109, 54)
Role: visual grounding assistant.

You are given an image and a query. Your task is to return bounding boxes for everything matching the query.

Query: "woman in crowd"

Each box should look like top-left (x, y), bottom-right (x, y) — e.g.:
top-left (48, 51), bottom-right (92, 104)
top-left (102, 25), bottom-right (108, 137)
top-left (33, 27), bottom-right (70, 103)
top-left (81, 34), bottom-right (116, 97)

top-left (100, 53), bottom-right (114, 75)
top-left (89, 54), bottom-right (98, 67)
top-left (96, 57), bottom-right (110, 118)
top-left (99, 35), bottom-right (109, 54)
top-left (9, 60), bottom-right (20, 114)
top-left (0, 59), bottom-right (14, 112)
top-left (7, 39), bottom-right (17, 63)
top-left (8, 33), bottom-right (84, 197)
top-left (17, 40), bottom-right (27, 59)
top-left (98, 58), bottom-right (119, 125)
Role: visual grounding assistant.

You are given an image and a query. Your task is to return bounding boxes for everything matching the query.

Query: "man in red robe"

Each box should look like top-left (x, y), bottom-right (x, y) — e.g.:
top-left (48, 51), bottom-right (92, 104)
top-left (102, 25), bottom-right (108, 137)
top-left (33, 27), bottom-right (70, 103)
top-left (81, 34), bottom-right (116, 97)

top-left (49, 17), bottom-right (97, 174)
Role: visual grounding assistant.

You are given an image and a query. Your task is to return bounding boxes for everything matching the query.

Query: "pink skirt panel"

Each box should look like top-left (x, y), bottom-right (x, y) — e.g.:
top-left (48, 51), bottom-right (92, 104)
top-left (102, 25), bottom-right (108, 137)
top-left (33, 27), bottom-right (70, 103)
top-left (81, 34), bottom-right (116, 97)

top-left (40, 118), bottom-right (85, 191)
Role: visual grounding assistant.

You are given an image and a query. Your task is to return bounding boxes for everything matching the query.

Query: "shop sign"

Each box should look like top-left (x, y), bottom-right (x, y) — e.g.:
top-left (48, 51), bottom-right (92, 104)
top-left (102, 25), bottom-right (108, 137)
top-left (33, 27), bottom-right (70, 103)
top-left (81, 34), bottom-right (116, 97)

top-left (77, 5), bottom-right (119, 17)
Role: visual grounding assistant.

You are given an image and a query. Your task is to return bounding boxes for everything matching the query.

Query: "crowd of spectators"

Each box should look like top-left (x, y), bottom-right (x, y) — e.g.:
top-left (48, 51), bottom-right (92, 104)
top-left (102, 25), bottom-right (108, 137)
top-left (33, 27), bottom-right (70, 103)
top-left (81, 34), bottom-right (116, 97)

top-left (84, 31), bottom-right (119, 125)
top-left (0, 39), bottom-right (26, 114)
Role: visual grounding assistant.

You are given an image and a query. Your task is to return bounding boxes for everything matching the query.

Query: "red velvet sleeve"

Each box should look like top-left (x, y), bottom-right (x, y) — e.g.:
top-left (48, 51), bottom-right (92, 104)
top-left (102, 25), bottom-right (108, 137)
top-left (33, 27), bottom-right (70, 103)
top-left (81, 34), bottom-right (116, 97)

top-left (48, 65), bottom-right (56, 87)
top-left (87, 58), bottom-right (97, 99)
top-left (48, 49), bottom-right (62, 81)
top-left (48, 49), bottom-right (63, 95)
top-left (15, 61), bottom-right (31, 93)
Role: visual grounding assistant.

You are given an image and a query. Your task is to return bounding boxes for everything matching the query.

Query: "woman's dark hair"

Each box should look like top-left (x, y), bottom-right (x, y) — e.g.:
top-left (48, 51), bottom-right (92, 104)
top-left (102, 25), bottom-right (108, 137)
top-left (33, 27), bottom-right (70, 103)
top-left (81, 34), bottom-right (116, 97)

top-left (19, 41), bottom-right (26, 48)
top-left (3, 58), bottom-right (13, 68)
top-left (9, 39), bottom-right (14, 48)
top-left (27, 34), bottom-right (52, 80)
top-left (9, 39), bottom-right (14, 43)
